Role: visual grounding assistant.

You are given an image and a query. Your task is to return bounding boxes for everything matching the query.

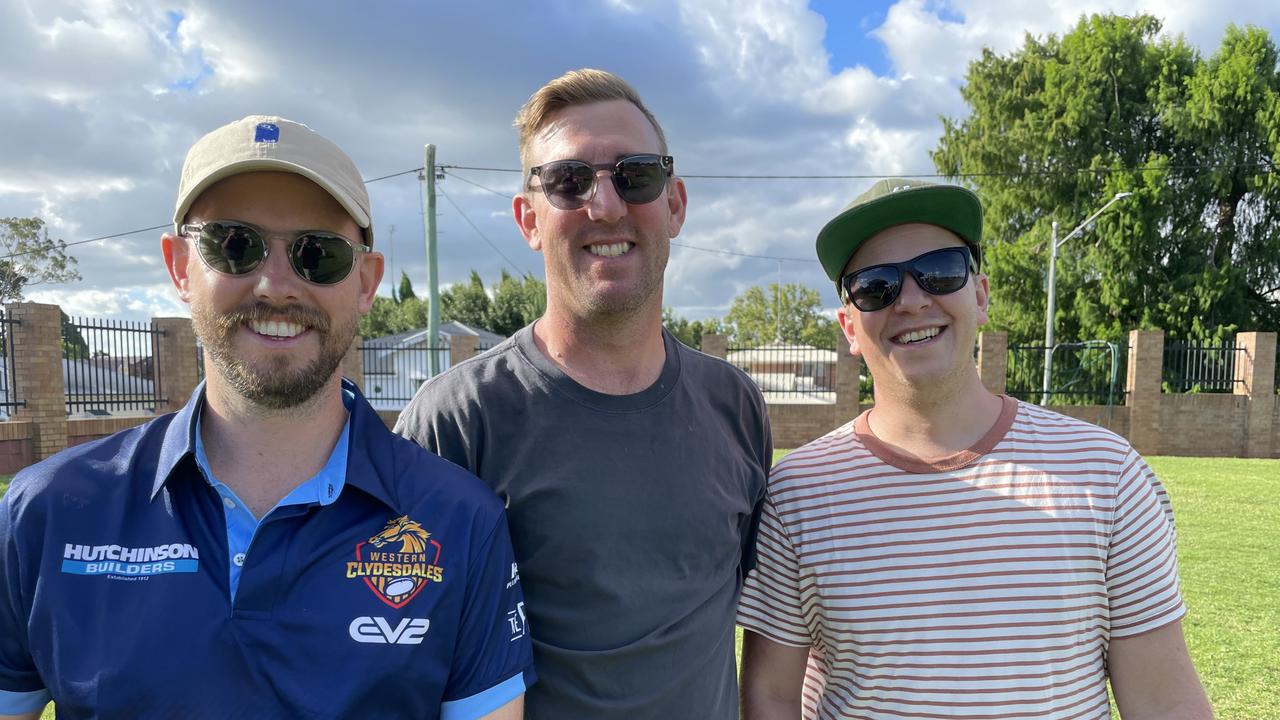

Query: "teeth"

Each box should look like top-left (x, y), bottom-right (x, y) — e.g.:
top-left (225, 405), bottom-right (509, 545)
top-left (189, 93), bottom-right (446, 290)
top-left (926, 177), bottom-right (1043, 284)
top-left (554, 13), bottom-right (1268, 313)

top-left (251, 320), bottom-right (304, 338)
top-left (894, 327), bottom-right (941, 344)
top-left (588, 242), bottom-right (631, 258)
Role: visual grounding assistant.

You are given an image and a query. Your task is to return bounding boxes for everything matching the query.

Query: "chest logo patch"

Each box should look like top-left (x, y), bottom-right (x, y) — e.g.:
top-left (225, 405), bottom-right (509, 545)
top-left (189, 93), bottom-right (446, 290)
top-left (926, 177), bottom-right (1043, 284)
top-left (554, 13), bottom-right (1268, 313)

top-left (346, 515), bottom-right (444, 608)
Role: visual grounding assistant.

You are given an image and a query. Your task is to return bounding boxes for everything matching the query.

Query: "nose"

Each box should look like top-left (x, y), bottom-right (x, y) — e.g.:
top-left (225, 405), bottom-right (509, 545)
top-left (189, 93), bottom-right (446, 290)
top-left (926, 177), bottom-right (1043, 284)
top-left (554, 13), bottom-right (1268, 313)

top-left (585, 170), bottom-right (627, 224)
top-left (892, 273), bottom-right (932, 313)
top-left (252, 238), bottom-right (302, 303)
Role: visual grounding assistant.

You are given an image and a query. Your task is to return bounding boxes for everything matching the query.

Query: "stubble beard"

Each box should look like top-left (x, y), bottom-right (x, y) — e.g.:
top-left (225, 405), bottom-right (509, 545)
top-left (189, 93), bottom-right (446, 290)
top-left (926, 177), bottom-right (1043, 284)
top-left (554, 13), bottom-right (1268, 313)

top-left (192, 300), bottom-right (356, 410)
top-left (557, 226), bottom-right (669, 321)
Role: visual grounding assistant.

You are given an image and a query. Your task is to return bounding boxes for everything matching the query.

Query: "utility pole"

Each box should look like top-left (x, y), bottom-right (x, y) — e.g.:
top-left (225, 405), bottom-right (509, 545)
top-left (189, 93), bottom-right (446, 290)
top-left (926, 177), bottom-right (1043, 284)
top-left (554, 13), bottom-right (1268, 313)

top-left (420, 145), bottom-right (440, 376)
top-left (387, 224), bottom-right (396, 300)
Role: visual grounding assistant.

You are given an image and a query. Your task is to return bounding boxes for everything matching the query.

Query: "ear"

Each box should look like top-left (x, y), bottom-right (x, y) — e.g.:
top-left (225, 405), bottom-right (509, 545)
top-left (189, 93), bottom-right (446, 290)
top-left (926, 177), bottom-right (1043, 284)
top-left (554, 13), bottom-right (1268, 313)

top-left (513, 192), bottom-right (541, 251)
top-left (354, 250), bottom-right (385, 314)
top-left (161, 232), bottom-right (193, 304)
top-left (666, 175), bottom-right (688, 238)
top-left (973, 272), bottom-right (991, 326)
top-left (836, 304), bottom-right (863, 357)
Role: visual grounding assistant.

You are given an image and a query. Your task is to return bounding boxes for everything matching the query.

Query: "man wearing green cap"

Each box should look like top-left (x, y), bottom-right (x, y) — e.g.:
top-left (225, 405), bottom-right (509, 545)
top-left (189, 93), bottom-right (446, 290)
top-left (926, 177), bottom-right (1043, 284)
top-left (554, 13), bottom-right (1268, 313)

top-left (737, 179), bottom-right (1211, 719)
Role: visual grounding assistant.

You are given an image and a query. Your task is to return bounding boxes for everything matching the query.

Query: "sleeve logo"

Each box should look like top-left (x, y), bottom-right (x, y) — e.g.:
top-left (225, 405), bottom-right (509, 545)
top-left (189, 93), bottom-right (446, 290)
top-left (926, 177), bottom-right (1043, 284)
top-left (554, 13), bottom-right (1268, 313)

top-left (346, 515), bottom-right (444, 609)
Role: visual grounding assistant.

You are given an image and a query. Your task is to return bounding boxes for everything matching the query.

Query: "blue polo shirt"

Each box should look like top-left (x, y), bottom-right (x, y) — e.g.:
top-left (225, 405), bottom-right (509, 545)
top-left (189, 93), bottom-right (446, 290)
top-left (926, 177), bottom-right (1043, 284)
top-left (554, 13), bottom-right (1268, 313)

top-left (0, 380), bottom-right (534, 719)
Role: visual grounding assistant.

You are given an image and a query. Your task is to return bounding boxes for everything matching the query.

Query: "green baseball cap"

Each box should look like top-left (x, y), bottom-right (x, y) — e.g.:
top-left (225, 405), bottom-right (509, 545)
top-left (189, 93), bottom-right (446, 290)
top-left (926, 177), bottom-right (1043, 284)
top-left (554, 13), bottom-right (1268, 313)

top-left (816, 178), bottom-right (983, 282)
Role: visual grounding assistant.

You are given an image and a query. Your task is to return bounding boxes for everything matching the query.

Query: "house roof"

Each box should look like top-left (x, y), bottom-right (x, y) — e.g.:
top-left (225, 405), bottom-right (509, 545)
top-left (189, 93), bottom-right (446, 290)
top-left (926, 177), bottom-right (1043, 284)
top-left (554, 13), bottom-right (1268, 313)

top-left (365, 321), bottom-right (505, 350)
top-left (726, 341), bottom-right (839, 364)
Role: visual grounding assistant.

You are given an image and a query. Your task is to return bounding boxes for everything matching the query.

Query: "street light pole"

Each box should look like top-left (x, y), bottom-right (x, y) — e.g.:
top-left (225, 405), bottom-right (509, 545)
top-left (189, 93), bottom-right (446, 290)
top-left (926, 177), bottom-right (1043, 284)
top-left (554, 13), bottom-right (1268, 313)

top-left (1040, 192), bottom-right (1132, 405)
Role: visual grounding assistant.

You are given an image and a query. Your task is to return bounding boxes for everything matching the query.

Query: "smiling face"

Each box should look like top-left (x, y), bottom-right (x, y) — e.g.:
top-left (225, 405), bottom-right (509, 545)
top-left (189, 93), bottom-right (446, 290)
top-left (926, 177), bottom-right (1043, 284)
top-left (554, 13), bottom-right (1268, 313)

top-left (162, 171), bottom-right (382, 409)
top-left (836, 223), bottom-right (989, 401)
top-left (512, 99), bottom-right (686, 324)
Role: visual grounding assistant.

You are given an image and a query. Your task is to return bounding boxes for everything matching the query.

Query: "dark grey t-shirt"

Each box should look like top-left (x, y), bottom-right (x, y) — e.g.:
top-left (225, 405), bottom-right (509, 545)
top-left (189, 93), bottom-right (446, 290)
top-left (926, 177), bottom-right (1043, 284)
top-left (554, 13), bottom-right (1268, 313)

top-left (395, 325), bottom-right (771, 720)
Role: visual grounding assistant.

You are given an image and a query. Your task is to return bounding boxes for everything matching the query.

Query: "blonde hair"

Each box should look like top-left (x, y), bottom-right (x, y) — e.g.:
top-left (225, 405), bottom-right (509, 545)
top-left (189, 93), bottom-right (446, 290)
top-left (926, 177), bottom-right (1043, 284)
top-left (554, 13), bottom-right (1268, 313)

top-left (514, 68), bottom-right (668, 172)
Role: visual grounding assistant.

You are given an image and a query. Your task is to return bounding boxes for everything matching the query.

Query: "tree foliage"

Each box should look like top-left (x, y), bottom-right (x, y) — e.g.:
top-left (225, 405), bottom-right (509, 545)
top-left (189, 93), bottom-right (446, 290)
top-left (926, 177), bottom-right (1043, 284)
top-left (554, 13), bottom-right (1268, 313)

top-left (358, 271), bottom-right (546, 340)
top-left (723, 283), bottom-right (840, 347)
top-left (933, 14), bottom-right (1280, 342)
top-left (662, 308), bottom-right (725, 349)
top-left (0, 217), bottom-right (80, 304)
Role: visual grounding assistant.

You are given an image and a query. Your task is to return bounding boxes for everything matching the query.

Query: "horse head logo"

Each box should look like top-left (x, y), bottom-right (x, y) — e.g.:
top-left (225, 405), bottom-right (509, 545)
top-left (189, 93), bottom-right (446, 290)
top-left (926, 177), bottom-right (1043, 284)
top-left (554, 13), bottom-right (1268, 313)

top-left (368, 515), bottom-right (431, 554)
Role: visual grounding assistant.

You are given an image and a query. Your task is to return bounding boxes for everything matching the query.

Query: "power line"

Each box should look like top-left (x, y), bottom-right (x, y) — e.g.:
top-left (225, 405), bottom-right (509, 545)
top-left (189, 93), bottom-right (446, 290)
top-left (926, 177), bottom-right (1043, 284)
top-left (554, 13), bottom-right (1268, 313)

top-left (670, 241), bottom-right (817, 264)
top-left (440, 169), bottom-right (513, 199)
top-left (437, 185), bottom-right (530, 276)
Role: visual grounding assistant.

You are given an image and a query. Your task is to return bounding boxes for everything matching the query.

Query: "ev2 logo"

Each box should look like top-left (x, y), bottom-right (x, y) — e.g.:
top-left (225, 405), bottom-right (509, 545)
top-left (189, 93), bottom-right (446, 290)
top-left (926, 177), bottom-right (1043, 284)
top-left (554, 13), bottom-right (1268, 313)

top-left (349, 616), bottom-right (430, 645)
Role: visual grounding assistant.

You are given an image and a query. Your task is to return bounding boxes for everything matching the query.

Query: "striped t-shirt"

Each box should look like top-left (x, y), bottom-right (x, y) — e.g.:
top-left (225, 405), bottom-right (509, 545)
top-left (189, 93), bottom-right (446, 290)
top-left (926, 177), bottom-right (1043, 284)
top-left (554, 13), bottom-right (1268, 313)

top-left (737, 396), bottom-right (1185, 720)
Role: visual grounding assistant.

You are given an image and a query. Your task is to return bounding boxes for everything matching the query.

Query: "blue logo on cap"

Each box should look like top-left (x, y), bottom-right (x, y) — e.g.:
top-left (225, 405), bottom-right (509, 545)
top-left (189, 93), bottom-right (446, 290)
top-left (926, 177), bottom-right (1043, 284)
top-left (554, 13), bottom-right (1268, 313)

top-left (254, 123), bottom-right (280, 143)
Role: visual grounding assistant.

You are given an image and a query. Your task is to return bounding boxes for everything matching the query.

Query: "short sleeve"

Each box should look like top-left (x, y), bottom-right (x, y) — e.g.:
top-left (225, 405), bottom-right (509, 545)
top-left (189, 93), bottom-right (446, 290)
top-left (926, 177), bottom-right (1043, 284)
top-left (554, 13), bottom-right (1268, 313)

top-left (0, 485), bottom-right (50, 706)
top-left (736, 492), bottom-right (812, 648)
top-left (441, 512), bottom-right (534, 719)
top-left (1105, 451), bottom-right (1187, 638)
top-left (740, 390), bottom-right (773, 578)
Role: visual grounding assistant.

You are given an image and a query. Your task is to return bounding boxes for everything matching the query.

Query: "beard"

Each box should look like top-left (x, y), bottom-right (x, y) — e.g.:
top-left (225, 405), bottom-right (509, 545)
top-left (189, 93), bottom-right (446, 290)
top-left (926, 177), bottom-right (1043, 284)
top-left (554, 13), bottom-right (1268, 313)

top-left (192, 299), bottom-right (357, 410)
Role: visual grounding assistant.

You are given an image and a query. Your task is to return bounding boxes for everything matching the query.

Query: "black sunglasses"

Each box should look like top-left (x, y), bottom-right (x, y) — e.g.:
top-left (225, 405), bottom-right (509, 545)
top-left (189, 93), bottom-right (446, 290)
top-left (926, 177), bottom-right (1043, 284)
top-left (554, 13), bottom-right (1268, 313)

top-left (839, 246), bottom-right (978, 312)
top-left (181, 220), bottom-right (370, 286)
top-left (528, 154), bottom-right (674, 210)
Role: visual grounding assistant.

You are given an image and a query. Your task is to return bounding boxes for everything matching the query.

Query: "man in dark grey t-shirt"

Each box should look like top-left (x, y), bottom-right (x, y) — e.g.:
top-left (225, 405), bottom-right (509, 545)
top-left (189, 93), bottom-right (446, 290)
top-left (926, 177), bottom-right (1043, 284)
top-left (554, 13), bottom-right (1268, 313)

top-left (395, 69), bottom-right (771, 719)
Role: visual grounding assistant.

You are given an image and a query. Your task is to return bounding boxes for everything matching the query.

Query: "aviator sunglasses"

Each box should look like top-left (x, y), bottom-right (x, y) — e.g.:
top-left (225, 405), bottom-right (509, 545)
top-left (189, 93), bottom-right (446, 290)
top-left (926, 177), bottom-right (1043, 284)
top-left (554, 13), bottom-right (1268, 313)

top-left (839, 246), bottom-right (978, 312)
top-left (528, 154), bottom-right (674, 210)
top-left (181, 220), bottom-right (371, 285)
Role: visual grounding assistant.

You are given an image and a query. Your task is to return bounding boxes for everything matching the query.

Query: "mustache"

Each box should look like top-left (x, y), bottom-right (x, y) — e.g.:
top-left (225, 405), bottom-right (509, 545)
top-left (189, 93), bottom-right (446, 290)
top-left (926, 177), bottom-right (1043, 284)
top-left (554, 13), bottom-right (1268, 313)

top-left (215, 301), bottom-right (331, 334)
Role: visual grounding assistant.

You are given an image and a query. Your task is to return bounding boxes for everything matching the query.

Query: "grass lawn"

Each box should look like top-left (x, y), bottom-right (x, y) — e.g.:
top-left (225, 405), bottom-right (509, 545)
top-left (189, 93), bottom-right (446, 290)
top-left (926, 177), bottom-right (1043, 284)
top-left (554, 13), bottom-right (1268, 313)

top-left (4, 455), bottom-right (1278, 719)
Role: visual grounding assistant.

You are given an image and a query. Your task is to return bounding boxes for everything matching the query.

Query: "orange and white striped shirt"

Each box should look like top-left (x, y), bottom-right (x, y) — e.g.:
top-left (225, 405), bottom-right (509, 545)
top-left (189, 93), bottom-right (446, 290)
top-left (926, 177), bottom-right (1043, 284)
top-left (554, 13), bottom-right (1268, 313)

top-left (737, 396), bottom-right (1185, 720)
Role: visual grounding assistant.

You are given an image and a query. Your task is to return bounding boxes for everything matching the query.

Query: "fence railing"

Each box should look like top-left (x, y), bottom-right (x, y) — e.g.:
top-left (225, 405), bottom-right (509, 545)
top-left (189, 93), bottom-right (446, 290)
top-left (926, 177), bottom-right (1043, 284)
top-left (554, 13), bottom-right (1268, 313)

top-left (1162, 341), bottom-right (1246, 393)
top-left (0, 311), bottom-right (22, 412)
top-left (360, 343), bottom-right (449, 410)
top-left (725, 343), bottom-right (838, 402)
top-left (1006, 341), bottom-right (1129, 405)
top-left (63, 317), bottom-right (166, 416)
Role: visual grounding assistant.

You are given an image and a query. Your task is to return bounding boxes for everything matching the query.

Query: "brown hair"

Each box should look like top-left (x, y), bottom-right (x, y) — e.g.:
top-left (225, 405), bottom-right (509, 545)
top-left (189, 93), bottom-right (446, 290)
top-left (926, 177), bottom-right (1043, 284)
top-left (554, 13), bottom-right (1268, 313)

top-left (514, 68), bottom-right (668, 172)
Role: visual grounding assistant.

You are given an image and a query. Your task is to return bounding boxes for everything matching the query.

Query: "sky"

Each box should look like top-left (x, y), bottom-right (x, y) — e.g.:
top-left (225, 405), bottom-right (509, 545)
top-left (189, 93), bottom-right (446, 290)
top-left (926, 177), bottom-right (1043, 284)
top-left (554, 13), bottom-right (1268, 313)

top-left (3, 0), bottom-right (1279, 327)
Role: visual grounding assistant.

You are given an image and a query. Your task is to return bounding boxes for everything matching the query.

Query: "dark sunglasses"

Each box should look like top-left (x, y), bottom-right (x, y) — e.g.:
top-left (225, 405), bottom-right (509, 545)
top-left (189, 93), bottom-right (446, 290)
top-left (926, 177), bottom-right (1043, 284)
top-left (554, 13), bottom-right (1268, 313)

top-left (180, 220), bottom-right (370, 286)
top-left (528, 154), bottom-right (674, 210)
top-left (839, 246), bottom-right (978, 312)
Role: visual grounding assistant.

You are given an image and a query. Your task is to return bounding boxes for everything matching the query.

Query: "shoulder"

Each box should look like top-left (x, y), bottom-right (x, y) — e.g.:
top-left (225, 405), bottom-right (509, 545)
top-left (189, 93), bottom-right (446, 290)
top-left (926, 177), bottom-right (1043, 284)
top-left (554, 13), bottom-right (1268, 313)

top-left (4, 413), bottom-right (179, 527)
top-left (766, 420), bottom-right (863, 492)
top-left (355, 414), bottom-right (506, 520)
top-left (1005, 399), bottom-right (1137, 460)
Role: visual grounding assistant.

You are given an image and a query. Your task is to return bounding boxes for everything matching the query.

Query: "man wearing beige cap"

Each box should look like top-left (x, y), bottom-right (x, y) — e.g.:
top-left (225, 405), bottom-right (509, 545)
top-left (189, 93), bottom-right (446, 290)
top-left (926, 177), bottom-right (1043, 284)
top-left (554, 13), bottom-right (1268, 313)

top-left (737, 179), bottom-right (1211, 719)
top-left (0, 116), bottom-right (531, 720)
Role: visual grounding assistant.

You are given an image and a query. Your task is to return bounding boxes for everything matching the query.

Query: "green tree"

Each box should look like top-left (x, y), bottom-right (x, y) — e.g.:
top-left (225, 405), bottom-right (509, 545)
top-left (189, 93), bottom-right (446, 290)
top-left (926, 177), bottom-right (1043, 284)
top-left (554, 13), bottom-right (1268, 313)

top-left (933, 14), bottom-right (1280, 343)
top-left (61, 311), bottom-right (89, 359)
top-left (723, 283), bottom-right (839, 347)
top-left (662, 308), bottom-right (725, 349)
top-left (1, 217), bottom-right (81, 303)
top-left (439, 270), bottom-right (492, 329)
top-left (396, 271), bottom-right (417, 303)
top-left (488, 270), bottom-right (546, 336)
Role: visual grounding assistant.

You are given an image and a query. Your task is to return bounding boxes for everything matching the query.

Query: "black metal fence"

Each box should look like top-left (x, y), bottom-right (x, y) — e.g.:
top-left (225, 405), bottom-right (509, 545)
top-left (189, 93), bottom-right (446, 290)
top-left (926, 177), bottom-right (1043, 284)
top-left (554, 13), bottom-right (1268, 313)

top-left (0, 311), bottom-right (22, 412)
top-left (725, 343), bottom-right (838, 401)
top-left (1007, 341), bottom-right (1128, 405)
top-left (1163, 340), bottom-right (1246, 393)
top-left (63, 317), bottom-right (166, 415)
top-left (360, 343), bottom-right (449, 409)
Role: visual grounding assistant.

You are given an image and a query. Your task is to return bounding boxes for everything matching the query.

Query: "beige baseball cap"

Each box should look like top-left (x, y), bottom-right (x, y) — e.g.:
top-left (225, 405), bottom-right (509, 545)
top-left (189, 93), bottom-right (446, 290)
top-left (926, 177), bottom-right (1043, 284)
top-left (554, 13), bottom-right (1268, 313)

top-left (172, 115), bottom-right (373, 245)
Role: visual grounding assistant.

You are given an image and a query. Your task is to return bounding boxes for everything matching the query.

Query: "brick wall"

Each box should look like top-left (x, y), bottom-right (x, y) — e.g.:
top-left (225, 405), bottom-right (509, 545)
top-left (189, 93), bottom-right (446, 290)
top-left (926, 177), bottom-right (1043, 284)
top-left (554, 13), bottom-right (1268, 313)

top-left (66, 416), bottom-right (154, 449)
top-left (1048, 405), bottom-right (1131, 439)
top-left (0, 422), bottom-right (33, 475)
top-left (1160, 394), bottom-right (1250, 457)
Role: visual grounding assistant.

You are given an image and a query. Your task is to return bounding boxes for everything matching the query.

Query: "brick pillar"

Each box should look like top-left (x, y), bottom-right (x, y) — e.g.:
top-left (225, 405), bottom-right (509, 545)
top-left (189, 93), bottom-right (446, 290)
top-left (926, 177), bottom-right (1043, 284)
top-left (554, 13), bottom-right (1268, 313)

top-left (700, 333), bottom-right (727, 359)
top-left (152, 317), bottom-right (199, 414)
top-left (835, 347), bottom-right (862, 420)
top-left (1235, 332), bottom-right (1277, 458)
top-left (977, 331), bottom-right (1008, 395)
top-left (449, 334), bottom-right (478, 368)
top-left (340, 335), bottom-right (364, 391)
top-left (6, 302), bottom-right (68, 462)
top-left (1126, 329), bottom-right (1164, 456)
